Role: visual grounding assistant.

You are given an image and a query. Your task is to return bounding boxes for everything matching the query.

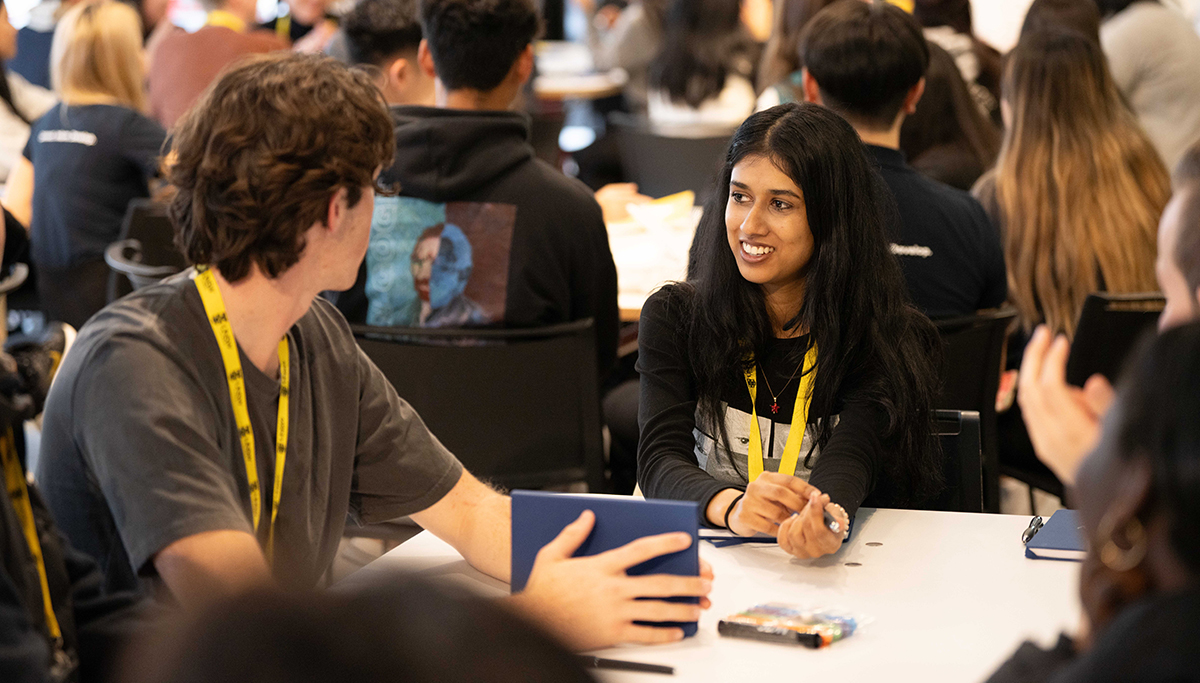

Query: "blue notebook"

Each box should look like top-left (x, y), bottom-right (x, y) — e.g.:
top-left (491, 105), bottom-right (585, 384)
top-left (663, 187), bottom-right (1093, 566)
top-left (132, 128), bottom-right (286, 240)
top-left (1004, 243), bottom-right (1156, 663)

top-left (1025, 509), bottom-right (1087, 561)
top-left (510, 491), bottom-right (701, 637)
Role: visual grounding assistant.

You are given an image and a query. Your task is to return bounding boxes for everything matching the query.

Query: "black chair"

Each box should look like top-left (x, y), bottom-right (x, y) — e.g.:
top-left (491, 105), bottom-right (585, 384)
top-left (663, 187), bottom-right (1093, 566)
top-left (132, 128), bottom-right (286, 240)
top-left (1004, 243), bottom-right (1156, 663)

top-left (1066, 292), bottom-right (1164, 386)
top-left (926, 409), bottom-right (983, 513)
top-left (106, 199), bottom-right (187, 301)
top-left (353, 319), bottom-right (605, 493)
top-left (934, 308), bottom-right (1017, 513)
top-left (608, 113), bottom-right (732, 203)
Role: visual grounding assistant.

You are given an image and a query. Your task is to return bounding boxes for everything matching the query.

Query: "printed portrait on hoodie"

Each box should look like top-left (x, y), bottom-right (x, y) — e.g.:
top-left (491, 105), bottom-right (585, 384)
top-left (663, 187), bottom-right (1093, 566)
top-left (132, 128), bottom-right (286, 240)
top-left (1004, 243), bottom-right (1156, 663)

top-left (365, 198), bottom-right (515, 327)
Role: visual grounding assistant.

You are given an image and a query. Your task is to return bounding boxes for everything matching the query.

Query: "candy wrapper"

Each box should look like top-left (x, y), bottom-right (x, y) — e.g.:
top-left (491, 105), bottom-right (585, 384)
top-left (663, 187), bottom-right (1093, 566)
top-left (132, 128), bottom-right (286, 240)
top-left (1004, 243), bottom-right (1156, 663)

top-left (717, 603), bottom-right (862, 648)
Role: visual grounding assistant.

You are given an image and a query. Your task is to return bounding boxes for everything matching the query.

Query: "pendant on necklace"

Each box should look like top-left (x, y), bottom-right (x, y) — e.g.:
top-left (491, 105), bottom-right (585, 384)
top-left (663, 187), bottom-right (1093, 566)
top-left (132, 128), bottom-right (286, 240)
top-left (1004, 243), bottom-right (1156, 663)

top-left (770, 402), bottom-right (779, 414)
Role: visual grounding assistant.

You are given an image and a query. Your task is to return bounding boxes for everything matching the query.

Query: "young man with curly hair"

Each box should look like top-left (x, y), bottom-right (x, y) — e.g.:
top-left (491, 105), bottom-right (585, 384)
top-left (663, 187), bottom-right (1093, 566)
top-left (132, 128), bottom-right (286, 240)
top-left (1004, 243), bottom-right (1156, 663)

top-left (36, 53), bottom-right (710, 651)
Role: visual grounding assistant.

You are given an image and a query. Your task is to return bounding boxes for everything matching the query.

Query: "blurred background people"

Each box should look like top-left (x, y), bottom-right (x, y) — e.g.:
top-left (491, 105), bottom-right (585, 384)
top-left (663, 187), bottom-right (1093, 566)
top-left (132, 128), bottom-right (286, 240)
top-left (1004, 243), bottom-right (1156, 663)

top-left (899, 41), bottom-right (1000, 191)
top-left (646, 0), bottom-right (758, 128)
top-left (1096, 0), bottom-right (1200, 171)
top-left (912, 0), bottom-right (1003, 123)
top-left (2, 0), bottom-right (166, 330)
top-left (0, 0), bottom-right (56, 184)
top-left (755, 0), bottom-right (837, 108)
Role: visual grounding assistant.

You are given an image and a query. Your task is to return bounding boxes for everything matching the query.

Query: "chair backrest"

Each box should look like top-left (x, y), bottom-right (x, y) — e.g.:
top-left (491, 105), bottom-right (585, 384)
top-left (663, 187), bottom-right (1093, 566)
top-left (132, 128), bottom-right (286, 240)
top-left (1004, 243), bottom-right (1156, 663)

top-left (934, 308), bottom-right (1016, 513)
top-left (353, 319), bottom-right (605, 492)
top-left (927, 409), bottom-right (983, 513)
top-left (609, 113), bottom-right (732, 203)
top-left (1066, 292), bottom-right (1163, 387)
top-left (107, 199), bottom-right (187, 301)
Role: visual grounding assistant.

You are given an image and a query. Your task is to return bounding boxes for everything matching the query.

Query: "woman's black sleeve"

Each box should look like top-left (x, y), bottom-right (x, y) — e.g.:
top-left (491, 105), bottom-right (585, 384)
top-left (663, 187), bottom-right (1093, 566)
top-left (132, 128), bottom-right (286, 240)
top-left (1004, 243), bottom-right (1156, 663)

top-left (806, 398), bottom-right (887, 519)
top-left (635, 290), bottom-right (739, 525)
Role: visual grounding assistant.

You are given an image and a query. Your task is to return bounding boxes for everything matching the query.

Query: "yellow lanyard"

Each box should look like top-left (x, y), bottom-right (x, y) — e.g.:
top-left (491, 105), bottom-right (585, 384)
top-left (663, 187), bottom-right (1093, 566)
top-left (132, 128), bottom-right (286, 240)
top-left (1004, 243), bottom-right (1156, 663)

top-left (194, 268), bottom-right (290, 561)
top-left (2, 428), bottom-right (62, 642)
top-left (742, 345), bottom-right (818, 481)
top-left (276, 14), bottom-right (291, 40)
top-left (206, 9), bottom-right (247, 32)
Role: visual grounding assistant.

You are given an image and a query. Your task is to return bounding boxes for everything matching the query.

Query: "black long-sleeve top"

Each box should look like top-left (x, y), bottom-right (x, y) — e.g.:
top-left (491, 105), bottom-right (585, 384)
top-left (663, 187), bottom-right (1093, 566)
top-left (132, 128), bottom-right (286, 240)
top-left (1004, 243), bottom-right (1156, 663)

top-left (635, 288), bottom-right (892, 526)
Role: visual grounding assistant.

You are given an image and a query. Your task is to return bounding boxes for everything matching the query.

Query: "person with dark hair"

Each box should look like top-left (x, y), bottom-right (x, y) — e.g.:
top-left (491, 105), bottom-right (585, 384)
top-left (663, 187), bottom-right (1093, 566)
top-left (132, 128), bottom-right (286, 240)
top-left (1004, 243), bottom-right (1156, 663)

top-left (1014, 142), bottom-right (1200, 488)
top-left (1019, 0), bottom-right (1102, 43)
top-left (801, 0), bottom-right (1005, 319)
top-left (1095, 0), bottom-right (1200, 170)
top-left (899, 41), bottom-right (1000, 191)
top-left (128, 582), bottom-right (595, 683)
top-left (36, 52), bottom-right (707, 652)
top-left (146, 0), bottom-right (288, 129)
top-left (0, 0), bottom-right (56, 183)
top-left (646, 0), bottom-right (758, 127)
top-left (340, 0), bottom-right (619, 381)
top-left (342, 0), bottom-right (433, 107)
top-left (987, 321), bottom-right (1200, 682)
top-left (754, 0), bottom-right (838, 108)
top-left (911, 0), bottom-right (1003, 123)
top-left (638, 102), bottom-right (943, 559)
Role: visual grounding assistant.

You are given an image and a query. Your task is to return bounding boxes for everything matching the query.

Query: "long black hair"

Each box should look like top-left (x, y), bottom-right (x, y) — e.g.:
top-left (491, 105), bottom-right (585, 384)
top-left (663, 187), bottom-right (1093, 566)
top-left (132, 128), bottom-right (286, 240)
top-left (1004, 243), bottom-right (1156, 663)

top-left (648, 0), bottom-right (753, 109)
top-left (673, 102), bottom-right (943, 504)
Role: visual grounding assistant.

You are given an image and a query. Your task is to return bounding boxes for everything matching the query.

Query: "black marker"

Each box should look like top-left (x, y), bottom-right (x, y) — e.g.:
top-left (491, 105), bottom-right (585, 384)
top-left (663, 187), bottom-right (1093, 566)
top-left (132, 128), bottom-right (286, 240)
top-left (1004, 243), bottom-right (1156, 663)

top-left (577, 656), bottom-right (674, 675)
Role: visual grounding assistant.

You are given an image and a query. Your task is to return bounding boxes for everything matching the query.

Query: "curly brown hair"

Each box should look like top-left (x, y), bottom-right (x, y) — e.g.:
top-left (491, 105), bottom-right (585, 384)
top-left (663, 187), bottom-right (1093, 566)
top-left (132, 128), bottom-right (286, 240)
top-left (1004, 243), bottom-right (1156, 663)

top-left (168, 52), bottom-right (396, 282)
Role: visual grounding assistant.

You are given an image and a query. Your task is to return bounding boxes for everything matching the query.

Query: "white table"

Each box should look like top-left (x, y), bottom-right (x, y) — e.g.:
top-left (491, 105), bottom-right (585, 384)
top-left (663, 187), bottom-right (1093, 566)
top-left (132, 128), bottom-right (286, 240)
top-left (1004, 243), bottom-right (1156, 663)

top-left (340, 508), bottom-right (1080, 683)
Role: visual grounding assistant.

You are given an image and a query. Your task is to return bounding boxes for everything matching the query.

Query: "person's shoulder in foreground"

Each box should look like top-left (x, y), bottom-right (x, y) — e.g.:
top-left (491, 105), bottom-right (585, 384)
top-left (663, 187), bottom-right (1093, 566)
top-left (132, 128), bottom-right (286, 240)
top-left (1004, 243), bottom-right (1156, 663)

top-left (989, 321), bottom-right (1200, 683)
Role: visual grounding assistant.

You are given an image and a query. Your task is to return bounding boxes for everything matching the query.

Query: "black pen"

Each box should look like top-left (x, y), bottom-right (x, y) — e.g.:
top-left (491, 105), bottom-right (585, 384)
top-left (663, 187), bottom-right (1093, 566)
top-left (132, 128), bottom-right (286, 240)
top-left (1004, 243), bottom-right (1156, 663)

top-left (1022, 515), bottom-right (1044, 544)
top-left (577, 656), bottom-right (675, 675)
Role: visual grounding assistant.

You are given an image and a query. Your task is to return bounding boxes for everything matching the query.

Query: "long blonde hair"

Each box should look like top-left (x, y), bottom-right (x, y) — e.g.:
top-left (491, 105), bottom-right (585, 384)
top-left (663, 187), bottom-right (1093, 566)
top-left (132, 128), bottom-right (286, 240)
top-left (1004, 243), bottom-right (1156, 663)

top-left (50, 0), bottom-right (146, 112)
top-left (993, 29), bottom-right (1169, 338)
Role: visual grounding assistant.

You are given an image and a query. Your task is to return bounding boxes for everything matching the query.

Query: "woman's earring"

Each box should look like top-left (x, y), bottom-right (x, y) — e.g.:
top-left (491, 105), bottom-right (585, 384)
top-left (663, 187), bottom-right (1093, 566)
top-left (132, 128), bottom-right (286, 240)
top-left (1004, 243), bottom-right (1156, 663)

top-left (1096, 510), bottom-right (1147, 573)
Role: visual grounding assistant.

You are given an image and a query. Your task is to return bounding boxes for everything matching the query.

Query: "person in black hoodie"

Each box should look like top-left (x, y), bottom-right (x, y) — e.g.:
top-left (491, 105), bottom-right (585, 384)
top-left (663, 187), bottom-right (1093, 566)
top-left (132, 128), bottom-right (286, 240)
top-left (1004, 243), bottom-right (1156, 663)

top-left (335, 0), bottom-right (619, 381)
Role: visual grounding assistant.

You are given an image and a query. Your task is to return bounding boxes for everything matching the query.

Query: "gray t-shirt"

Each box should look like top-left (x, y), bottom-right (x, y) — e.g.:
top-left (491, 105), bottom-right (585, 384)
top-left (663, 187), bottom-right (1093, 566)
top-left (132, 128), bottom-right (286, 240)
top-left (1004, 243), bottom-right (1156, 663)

top-left (36, 275), bottom-right (463, 596)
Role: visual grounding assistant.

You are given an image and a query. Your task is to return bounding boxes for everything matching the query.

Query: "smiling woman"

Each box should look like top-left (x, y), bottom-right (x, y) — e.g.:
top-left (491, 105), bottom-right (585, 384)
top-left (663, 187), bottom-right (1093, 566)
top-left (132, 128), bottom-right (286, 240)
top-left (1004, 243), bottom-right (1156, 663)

top-left (636, 103), bottom-right (943, 560)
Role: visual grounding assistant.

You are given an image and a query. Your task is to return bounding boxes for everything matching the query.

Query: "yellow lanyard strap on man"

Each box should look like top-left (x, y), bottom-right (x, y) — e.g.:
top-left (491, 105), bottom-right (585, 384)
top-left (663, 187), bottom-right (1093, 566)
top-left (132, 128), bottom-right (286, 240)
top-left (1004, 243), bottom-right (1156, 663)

top-left (194, 268), bottom-right (290, 561)
top-left (742, 345), bottom-right (818, 481)
top-left (2, 428), bottom-right (62, 642)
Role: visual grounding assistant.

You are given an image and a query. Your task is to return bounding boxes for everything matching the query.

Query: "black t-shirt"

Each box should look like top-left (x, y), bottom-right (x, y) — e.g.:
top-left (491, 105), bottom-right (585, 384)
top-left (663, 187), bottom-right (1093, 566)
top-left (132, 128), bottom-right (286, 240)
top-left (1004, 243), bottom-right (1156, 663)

top-left (635, 288), bottom-right (890, 524)
top-left (37, 275), bottom-right (463, 596)
top-left (23, 104), bottom-right (166, 269)
top-left (869, 145), bottom-right (1007, 320)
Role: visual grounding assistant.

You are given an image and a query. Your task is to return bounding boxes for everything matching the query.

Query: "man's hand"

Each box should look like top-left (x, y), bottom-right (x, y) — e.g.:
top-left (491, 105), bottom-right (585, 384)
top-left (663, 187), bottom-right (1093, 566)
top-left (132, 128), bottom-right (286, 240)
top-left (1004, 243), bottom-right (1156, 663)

top-left (726, 472), bottom-right (818, 537)
top-left (510, 510), bottom-right (714, 651)
top-left (1018, 326), bottom-right (1116, 485)
top-left (777, 490), bottom-right (846, 559)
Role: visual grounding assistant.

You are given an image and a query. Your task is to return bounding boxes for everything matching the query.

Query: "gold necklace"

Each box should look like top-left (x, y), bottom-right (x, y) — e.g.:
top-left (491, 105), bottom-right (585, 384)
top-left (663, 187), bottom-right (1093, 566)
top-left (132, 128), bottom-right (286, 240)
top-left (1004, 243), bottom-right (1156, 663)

top-left (757, 356), bottom-right (807, 415)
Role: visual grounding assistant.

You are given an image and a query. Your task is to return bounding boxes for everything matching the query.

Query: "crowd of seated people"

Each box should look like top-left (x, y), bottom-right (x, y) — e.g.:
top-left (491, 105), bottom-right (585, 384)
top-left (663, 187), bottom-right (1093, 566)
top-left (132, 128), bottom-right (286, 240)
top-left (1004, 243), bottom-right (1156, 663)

top-left (1, 0), bottom-right (1200, 681)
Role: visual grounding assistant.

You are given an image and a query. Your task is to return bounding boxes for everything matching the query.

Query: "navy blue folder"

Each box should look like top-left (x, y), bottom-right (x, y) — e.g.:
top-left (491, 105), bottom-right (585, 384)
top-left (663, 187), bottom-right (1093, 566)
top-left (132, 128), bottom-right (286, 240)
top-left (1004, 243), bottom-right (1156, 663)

top-left (1025, 509), bottom-right (1087, 561)
top-left (510, 491), bottom-right (701, 637)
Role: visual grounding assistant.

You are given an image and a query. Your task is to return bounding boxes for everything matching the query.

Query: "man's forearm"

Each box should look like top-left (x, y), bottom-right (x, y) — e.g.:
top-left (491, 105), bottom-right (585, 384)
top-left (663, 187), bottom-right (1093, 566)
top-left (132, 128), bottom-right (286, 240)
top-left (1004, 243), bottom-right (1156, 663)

top-left (411, 470), bottom-right (512, 583)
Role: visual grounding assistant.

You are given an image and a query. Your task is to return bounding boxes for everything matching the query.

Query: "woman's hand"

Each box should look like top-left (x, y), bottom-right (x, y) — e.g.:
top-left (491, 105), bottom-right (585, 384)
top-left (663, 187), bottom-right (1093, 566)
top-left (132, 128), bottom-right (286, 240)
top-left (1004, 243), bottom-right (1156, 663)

top-left (776, 491), bottom-right (847, 559)
top-left (726, 472), bottom-right (818, 537)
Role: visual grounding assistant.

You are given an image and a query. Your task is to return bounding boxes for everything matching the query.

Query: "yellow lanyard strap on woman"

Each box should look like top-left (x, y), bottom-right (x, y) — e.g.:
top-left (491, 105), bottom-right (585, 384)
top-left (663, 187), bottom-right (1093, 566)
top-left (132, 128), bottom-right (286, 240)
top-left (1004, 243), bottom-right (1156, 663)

top-left (1, 428), bottom-right (62, 642)
top-left (742, 345), bottom-right (818, 481)
top-left (194, 268), bottom-right (290, 561)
